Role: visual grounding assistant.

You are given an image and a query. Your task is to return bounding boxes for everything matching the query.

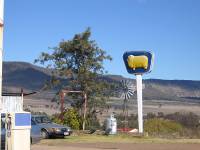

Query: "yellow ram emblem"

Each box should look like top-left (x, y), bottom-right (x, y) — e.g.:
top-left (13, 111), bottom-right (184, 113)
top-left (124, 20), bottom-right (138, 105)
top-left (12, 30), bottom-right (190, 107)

top-left (127, 55), bottom-right (148, 70)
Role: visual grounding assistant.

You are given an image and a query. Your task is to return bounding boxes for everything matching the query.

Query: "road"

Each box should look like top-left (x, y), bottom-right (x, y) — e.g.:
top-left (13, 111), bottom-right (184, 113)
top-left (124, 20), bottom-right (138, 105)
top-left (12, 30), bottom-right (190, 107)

top-left (31, 143), bottom-right (200, 150)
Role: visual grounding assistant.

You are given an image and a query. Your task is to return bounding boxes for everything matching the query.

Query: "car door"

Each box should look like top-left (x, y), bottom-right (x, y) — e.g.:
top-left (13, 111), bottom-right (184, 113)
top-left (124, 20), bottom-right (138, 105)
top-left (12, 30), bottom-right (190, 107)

top-left (31, 119), bottom-right (41, 142)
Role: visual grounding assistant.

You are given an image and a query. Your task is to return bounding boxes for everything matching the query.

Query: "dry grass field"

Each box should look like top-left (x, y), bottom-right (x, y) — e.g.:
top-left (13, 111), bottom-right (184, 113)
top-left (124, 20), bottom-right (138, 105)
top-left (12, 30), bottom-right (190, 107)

top-left (24, 97), bottom-right (200, 116)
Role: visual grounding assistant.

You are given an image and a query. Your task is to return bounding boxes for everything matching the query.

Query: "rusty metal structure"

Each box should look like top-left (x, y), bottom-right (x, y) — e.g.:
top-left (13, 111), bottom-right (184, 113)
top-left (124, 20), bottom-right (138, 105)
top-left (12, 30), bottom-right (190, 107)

top-left (59, 90), bottom-right (87, 130)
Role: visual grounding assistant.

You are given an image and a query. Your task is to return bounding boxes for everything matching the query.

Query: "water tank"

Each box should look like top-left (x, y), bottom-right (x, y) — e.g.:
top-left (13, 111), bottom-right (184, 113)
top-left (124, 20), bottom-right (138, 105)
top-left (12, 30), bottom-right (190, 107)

top-left (106, 114), bottom-right (117, 135)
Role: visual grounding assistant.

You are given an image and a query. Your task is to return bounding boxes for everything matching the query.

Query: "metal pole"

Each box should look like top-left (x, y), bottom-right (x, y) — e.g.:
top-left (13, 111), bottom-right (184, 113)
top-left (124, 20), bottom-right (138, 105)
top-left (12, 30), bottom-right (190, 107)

top-left (136, 74), bottom-right (143, 133)
top-left (123, 98), bottom-right (127, 132)
top-left (21, 88), bottom-right (24, 111)
top-left (83, 93), bottom-right (87, 131)
top-left (0, 1), bottom-right (4, 149)
top-left (60, 91), bottom-right (65, 120)
top-left (0, 0), bottom-right (3, 109)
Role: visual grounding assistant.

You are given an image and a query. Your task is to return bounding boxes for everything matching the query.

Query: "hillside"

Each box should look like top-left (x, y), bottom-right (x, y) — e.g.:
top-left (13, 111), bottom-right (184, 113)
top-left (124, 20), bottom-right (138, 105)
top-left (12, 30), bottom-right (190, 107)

top-left (3, 61), bottom-right (52, 92)
top-left (2, 61), bottom-right (200, 102)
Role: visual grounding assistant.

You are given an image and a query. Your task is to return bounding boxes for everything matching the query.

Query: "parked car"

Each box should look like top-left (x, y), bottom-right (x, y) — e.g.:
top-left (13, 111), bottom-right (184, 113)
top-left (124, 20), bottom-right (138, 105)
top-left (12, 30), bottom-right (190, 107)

top-left (31, 115), bottom-right (72, 139)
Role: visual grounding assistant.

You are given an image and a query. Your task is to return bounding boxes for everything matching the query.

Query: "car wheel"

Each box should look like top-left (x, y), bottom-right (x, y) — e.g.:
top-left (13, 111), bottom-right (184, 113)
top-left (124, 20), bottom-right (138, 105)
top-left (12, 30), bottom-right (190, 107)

top-left (41, 130), bottom-right (49, 139)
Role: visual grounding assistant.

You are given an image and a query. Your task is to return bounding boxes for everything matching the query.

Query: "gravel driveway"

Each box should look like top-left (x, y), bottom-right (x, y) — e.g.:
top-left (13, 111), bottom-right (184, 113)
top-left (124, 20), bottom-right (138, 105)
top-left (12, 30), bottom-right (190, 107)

top-left (31, 143), bottom-right (200, 150)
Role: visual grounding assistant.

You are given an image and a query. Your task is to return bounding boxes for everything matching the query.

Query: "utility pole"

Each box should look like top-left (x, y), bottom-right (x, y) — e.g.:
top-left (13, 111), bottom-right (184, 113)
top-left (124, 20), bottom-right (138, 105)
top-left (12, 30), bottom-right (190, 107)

top-left (0, 1), bottom-right (4, 149)
top-left (0, 0), bottom-right (4, 110)
top-left (0, 2), bottom-right (31, 150)
top-left (82, 92), bottom-right (87, 131)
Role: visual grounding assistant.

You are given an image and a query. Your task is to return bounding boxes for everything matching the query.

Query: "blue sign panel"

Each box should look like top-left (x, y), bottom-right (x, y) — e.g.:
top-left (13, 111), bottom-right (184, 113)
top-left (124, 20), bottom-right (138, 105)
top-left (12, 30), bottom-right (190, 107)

top-left (15, 113), bottom-right (31, 126)
top-left (123, 51), bottom-right (154, 75)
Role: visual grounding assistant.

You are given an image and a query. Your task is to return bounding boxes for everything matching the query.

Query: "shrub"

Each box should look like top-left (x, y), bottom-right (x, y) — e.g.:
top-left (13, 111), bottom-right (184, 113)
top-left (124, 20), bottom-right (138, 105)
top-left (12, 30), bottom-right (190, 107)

top-left (144, 118), bottom-right (183, 136)
top-left (115, 114), bottom-right (138, 129)
top-left (52, 108), bottom-right (81, 130)
top-left (164, 112), bottom-right (200, 129)
top-left (85, 114), bottom-right (101, 130)
top-left (146, 112), bottom-right (156, 119)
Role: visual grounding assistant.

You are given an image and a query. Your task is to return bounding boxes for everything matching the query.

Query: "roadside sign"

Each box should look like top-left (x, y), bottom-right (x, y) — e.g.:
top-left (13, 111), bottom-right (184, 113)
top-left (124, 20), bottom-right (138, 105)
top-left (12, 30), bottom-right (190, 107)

top-left (123, 50), bottom-right (154, 134)
top-left (123, 51), bottom-right (154, 75)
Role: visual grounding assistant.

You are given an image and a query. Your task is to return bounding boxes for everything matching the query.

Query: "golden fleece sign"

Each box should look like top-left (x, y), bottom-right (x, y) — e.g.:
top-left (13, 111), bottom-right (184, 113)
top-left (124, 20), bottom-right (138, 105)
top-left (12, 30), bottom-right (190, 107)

top-left (123, 51), bottom-right (154, 74)
top-left (127, 55), bottom-right (148, 70)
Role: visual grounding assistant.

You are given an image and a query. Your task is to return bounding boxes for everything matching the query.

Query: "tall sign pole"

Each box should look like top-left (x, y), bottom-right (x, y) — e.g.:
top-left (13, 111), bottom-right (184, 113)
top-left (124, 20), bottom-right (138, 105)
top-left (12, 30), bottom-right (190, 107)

top-left (0, 2), bottom-right (31, 150)
top-left (123, 51), bottom-right (154, 134)
top-left (136, 74), bottom-right (143, 133)
top-left (0, 0), bottom-right (4, 111)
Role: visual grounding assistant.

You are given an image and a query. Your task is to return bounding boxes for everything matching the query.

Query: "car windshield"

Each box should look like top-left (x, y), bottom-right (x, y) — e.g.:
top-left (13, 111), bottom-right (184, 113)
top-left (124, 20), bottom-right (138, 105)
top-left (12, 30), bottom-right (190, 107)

top-left (34, 116), bottom-right (52, 124)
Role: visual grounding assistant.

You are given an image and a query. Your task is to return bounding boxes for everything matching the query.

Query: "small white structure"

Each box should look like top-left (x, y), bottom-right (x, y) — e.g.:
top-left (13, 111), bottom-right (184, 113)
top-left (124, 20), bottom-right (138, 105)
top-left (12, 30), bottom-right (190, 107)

top-left (1, 96), bottom-right (23, 112)
top-left (106, 114), bottom-right (117, 135)
top-left (0, 93), bottom-right (31, 150)
top-left (6, 112), bottom-right (31, 150)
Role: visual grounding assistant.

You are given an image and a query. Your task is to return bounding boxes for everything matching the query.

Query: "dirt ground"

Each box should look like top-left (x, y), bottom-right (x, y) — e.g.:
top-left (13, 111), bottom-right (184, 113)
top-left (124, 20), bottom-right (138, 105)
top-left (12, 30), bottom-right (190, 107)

top-left (31, 143), bottom-right (200, 150)
top-left (30, 134), bottom-right (200, 150)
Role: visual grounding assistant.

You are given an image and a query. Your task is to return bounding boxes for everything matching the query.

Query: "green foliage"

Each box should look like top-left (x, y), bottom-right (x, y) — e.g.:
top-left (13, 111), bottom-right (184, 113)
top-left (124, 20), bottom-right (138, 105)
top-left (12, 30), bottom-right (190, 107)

top-left (115, 114), bottom-right (138, 129)
top-left (144, 112), bottom-right (200, 138)
top-left (128, 114), bottom-right (138, 128)
top-left (115, 114), bottom-right (126, 128)
top-left (144, 118), bottom-right (183, 136)
top-left (35, 28), bottom-right (112, 111)
top-left (180, 126), bottom-right (200, 138)
top-left (85, 114), bottom-right (101, 130)
top-left (52, 108), bottom-right (81, 130)
top-left (164, 112), bottom-right (200, 129)
top-left (146, 112), bottom-right (156, 119)
top-left (51, 115), bottom-right (63, 125)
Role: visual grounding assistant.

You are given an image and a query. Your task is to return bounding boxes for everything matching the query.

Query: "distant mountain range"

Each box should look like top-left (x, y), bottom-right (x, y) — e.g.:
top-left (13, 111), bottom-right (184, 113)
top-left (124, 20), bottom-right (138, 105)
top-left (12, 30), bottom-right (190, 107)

top-left (2, 61), bottom-right (200, 102)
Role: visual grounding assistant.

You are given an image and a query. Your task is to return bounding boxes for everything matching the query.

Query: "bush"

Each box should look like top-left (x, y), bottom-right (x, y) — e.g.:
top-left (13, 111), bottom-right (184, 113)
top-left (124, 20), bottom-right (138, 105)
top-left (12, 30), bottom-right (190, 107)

top-left (164, 112), bottom-right (200, 129)
top-left (128, 114), bottom-right (138, 128)
top-left (85, 115), bottom-right (101, 130)
top-left (180, 127), bottom-right (200, 138)
top-left (146, 112), bottom-right (156, 119)
top-left (52, 108), bottom-right (81, 130)
top-left (115, 114), bottom-right (138, 129)
top-left (144, 118), bottom-right (183, 136)
top-left (52, 114), bottom-right (63, 125)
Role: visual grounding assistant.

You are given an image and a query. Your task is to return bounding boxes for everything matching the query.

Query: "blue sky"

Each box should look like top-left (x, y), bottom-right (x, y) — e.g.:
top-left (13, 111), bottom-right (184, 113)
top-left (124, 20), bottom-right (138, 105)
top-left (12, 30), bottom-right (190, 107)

top-left (3, 0), bottom-right (200, 80)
